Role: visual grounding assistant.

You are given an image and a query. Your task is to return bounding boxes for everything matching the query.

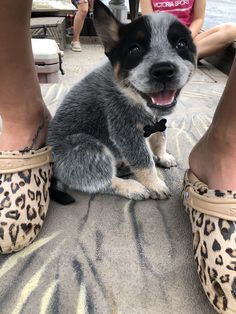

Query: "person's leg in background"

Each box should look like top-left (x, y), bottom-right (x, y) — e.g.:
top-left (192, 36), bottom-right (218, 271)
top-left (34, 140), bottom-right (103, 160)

top-left (194, 22), bottom-right (236, 59)
top-left (0, 0), bottom-right (52, 254)
top-left (0, 0), bottom-right (50, 151)
top-left (71, 0), bottom-right (89, 52)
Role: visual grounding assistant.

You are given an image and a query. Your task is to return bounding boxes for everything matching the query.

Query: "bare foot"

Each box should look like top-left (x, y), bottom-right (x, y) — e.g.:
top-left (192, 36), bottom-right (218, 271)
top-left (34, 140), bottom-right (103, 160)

top-left (189, 124), bottom-right (236, 190)
top-left (0, 102), bottom-right (51, 151)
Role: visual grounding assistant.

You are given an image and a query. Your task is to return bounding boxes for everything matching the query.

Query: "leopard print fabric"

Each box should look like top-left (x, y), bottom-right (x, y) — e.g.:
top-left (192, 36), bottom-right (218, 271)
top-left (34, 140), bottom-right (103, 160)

top-left (0, 148), bottom-right (52, 254)
top-left (183, 171), bottom-right (236, 314)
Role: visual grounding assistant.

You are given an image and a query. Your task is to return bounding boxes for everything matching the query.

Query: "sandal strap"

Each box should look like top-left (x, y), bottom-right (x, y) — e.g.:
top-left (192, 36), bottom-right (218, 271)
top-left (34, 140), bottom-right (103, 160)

top-left (183, 171), bottom-right (236, 221)
top-left (0, 146), bottom-right (53, 174)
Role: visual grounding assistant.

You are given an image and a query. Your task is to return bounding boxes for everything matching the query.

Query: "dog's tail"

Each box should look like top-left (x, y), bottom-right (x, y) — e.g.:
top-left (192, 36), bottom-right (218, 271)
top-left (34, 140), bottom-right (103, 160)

top-left (49, 177), bottom-right (75, 205)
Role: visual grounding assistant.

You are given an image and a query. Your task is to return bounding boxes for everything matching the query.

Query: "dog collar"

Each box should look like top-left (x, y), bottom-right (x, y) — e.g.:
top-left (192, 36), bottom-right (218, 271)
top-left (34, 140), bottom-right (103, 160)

top-left (143, 118), bottom-right (167, 137)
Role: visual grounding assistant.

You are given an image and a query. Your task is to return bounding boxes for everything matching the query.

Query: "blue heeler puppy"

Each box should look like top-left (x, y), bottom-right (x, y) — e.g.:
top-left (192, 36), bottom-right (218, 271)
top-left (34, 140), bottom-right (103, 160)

top-left (47, 0), bottom-right (196, 204)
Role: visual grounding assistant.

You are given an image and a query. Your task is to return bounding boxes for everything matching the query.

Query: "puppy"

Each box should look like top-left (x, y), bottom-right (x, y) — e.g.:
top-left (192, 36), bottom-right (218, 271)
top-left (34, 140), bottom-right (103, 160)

top-left (47, 0), bottom-right (196, 203)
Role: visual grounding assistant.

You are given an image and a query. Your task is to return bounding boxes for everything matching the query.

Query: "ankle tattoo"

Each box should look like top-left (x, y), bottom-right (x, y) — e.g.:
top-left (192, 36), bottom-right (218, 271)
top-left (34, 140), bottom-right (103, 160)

top-left (19, 121), bottom-right (45, 153)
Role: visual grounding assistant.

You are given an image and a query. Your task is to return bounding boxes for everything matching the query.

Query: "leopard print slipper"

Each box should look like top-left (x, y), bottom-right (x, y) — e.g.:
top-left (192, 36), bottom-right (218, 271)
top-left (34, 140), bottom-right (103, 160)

top-left (0, 146), bottom-right (53, 254)
top-left (183, 169), bottom-right (236, 314)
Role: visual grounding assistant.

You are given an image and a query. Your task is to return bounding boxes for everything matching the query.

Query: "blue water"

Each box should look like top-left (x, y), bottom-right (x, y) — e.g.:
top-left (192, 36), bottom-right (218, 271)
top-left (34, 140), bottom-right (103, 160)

top-left (204, 0), bottom-right (236, 28)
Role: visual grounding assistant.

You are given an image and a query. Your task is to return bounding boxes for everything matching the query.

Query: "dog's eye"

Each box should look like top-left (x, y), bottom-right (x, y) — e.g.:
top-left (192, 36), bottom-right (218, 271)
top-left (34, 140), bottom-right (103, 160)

top-left (128, 45), bottom-right (141, 57)
top-left (176, 39), bottom-right (188, 50)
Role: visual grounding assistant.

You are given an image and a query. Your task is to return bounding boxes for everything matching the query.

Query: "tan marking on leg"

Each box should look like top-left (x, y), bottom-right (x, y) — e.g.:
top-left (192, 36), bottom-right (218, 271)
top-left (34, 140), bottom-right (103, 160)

top-left (135, 166), bottom-right (158, 187)
top-left (149, 132), bottom-right (176, 168)
top-left (149, 132), bottom-right (166, 157)
top-left (111, 177), bottom-right (149, 200)
top-left (134, 167), bottom-right (170, 199)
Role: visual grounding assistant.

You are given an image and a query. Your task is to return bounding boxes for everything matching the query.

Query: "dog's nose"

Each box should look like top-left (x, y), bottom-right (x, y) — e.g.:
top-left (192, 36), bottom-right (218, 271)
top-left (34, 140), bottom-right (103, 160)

top-left (150, 62), bottom-right (176, 82)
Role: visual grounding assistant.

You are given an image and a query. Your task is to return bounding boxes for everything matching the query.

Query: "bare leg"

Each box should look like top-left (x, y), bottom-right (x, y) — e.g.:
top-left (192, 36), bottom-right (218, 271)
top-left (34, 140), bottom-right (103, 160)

top-left (189, 55), bottom-right (236, 189)
top-left (0, 0), bottom-right (50, 151)
top-left (194, 23), bottom-right (236, 59)
top-left (73, 1), bottom-right (88, 42)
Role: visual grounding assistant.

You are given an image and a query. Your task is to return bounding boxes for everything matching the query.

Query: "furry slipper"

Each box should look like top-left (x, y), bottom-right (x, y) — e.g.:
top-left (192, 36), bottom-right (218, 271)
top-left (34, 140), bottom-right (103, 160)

top-left (0, 146), bottom-right (53, 254)
top-left (182, 169), bottom-right (236, 313)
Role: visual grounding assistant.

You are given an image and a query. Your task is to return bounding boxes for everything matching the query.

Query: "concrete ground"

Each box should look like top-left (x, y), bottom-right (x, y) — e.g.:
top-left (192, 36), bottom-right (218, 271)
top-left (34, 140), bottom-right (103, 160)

top-left (0, 43), bottom-right (229, 314)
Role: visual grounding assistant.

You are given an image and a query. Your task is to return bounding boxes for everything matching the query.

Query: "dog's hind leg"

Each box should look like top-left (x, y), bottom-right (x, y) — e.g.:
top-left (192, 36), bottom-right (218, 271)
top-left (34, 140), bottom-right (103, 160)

top-left (52, 133), bottom-right (150, 200)
top-left (52, 133), bottom-right (117, 194)
top-left (149, 132), bottom-right (177, 168)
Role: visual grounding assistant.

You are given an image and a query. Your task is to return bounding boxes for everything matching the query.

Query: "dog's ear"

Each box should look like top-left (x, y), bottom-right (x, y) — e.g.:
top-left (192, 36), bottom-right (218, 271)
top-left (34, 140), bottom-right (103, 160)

top-left (93, 0), bottom-right (121, 53)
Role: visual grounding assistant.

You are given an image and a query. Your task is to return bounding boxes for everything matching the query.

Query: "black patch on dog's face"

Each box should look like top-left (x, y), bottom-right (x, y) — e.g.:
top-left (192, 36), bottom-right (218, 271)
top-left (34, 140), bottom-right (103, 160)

top-left (167, 21), bottom-right (196, 64)
top-left (106, 16), bottom-right (151, 72)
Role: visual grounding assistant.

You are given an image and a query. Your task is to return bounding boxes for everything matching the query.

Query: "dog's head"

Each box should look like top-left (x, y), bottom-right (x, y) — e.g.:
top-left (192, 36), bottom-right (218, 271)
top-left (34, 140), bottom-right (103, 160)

top-left (93, 0), bottom-right (197, 113)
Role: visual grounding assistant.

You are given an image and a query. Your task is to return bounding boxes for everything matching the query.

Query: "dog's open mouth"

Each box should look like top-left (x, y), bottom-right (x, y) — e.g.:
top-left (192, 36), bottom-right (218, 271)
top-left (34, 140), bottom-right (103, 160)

top-left (149, 89), bottom-right (177, 107)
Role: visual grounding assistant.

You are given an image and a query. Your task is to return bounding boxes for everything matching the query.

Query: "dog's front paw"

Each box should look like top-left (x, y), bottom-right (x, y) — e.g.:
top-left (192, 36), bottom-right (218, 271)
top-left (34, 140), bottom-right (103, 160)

top-left (147, 178), bottom-right (171, 200)
top-left (112, 178), bottom-right (150, 200)
top-left (125, 179), bottom-right (150, 200)
top-left (155, 153), bottom-right (177, 168)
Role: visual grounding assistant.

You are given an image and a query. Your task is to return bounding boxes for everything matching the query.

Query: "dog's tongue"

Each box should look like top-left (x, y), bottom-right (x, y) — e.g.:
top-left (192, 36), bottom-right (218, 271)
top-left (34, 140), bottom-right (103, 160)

top-left (151, 90), bottom-right (176, 105)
